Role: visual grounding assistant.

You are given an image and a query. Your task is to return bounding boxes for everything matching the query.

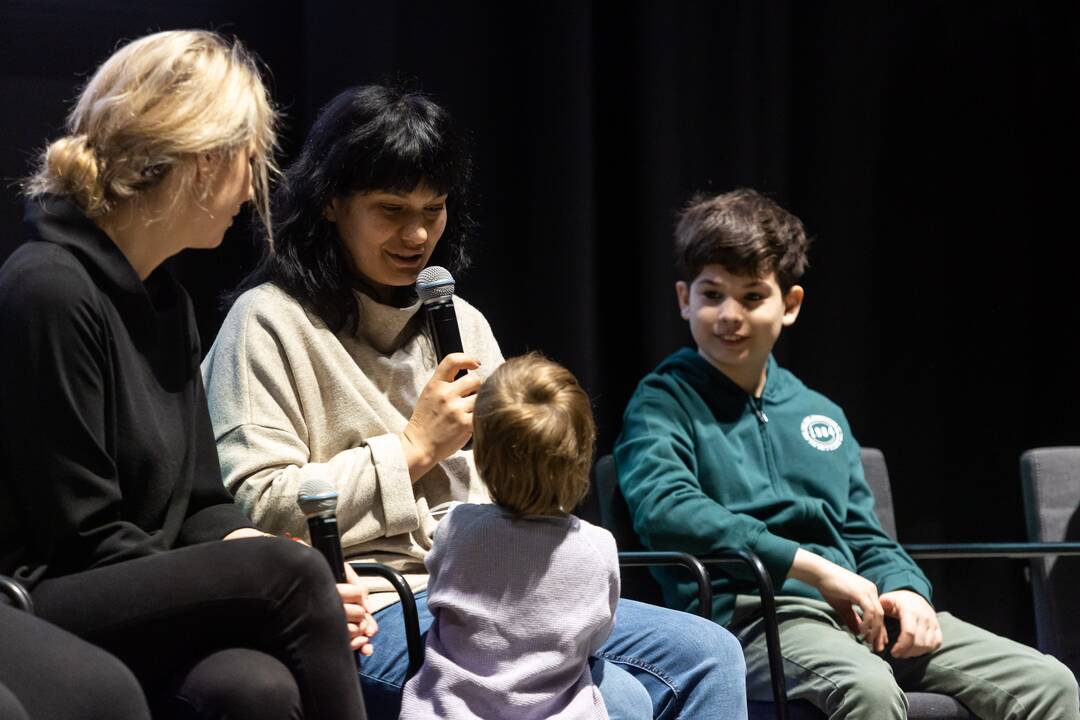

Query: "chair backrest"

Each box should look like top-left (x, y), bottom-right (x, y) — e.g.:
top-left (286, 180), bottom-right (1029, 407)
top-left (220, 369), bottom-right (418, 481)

top-left (1019, 447), bottom-right (1080, 675)
top-left (859, 446), bottom-right (899, 541)
top-left (592, 455), bottom-right (667, 606)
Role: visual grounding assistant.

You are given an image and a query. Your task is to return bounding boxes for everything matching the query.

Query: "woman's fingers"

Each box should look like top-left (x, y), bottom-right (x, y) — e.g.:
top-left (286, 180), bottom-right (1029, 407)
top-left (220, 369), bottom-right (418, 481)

top-left (433, 353), bottom-right (481, 383)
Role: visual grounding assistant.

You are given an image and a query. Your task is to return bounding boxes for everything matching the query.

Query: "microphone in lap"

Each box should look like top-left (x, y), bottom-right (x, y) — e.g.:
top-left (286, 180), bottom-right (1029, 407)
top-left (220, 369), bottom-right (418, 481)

top-left (416, 265), bottom-right (465, 378)
top-left (297, 476), bottom-right (346, 583)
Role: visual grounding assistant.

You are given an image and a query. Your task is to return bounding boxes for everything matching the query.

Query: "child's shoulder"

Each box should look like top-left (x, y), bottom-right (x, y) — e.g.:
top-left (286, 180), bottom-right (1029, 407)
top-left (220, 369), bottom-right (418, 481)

top-left (568, 514), bottom-right (618, 562)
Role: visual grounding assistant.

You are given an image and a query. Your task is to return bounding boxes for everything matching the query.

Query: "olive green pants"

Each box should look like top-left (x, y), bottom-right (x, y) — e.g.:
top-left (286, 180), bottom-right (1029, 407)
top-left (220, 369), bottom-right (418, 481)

top-left (730, 596), bottom-right (1079, 720)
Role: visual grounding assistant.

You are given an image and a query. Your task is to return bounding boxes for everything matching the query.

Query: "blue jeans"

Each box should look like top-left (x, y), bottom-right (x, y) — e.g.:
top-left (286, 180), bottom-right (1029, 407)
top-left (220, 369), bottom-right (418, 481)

top-left (360, 593), bottom-right (747, 719)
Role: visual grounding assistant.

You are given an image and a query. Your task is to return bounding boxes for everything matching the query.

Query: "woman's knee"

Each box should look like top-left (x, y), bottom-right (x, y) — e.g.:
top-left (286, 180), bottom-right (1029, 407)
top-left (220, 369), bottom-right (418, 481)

top-left (592, 659), bottom-right (651, 720)
top-left (81, 651), bottom-right (151, 720)
top-left (0, 684), bottom-right (29, 720)
top-left (238, 538), bottom-right (341, 607)
top-left (170, 648), bottom-right (301, 720)
top-left (674, 613), bottom-right (747, 674)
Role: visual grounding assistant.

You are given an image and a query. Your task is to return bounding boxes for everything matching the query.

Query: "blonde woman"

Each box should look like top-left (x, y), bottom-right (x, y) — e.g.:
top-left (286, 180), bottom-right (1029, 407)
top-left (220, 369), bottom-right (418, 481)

top-left (0, 31), bottom-right (368, 720)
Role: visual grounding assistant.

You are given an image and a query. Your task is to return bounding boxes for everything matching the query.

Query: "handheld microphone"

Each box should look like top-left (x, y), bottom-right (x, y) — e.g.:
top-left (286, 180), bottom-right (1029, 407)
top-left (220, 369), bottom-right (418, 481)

top-left (416, 266), bottom-right (465, 378)
top-left (297, 477), bottom-right (345, 583)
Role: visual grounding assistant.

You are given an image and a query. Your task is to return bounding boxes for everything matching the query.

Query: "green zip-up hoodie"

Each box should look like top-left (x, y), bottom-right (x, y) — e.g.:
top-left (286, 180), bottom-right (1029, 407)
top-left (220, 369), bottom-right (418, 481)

top-left (614, 348), bottom-right (931, 624)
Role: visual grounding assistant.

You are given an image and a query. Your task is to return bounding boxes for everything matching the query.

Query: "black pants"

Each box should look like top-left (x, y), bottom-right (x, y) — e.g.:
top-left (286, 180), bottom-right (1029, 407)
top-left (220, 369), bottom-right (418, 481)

top-left (30, 538), bottom-right (367, 720)
top-left (0, 602), bottom-right (151, 720)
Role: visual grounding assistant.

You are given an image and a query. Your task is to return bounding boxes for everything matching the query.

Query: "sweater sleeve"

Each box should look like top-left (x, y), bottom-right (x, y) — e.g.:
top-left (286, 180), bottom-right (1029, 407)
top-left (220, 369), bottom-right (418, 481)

top-left (614, 381), bottom-right (800, 588)
top-left (583, 523), bottom-right (620, 657)
top-left (843, 432), bottom-right (933, 602)
top-left (203, 295), bottom-right (420, 542)
top-left (0, 255), bottom-right (159, 573)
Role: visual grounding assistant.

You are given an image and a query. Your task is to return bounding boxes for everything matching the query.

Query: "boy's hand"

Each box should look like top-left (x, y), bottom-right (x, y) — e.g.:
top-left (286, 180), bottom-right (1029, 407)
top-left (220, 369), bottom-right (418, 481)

top-left (400, 353), bottom-right (482, 482)
top-left (880, 590), bottom-right (941, 658)
top-left (789, 549), bottom-right (887, 652)
top-left (340, 562), bottom-right (378, 656)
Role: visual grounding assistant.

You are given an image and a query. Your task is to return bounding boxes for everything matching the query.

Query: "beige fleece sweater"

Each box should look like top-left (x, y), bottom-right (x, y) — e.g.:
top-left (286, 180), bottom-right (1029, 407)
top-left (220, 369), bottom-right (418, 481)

top-left (202, 283), bottom-right (503, 610)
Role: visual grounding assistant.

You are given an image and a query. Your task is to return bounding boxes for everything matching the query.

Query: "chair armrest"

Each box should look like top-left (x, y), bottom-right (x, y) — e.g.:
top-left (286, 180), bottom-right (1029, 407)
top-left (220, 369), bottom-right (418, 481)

top-left (348, 562), bottom-right (423, 680)
top-left (0, 575), bottom-right (33, 613)
top-left (617, 551), bottom-right (712, 619)
top-left (700, 550), bottom-right (788, 720)
top-left (905, 541), bottom-right (1080, 560)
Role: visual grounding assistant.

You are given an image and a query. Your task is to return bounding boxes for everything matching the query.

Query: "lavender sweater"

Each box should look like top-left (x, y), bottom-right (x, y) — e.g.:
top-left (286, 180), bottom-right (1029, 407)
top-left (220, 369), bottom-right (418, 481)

top-left (400, 503), bottom-right (619, 719)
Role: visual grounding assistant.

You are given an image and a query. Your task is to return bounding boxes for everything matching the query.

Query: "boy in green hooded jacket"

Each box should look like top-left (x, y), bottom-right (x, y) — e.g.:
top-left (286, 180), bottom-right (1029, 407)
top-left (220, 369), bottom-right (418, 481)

top-left (614, 189), bottom-right (1078, 719)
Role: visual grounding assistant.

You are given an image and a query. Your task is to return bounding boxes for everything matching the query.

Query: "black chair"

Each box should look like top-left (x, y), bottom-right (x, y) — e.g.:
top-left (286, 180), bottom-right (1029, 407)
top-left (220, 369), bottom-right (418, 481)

top-left (0, 574), bottom-right (33, 612)
top-left (595, 450), bottom-right (978, 720)
top-left (1020, 447), bottom-right (1080, 678)
top-left (859, 448), bottom-right (973, 719)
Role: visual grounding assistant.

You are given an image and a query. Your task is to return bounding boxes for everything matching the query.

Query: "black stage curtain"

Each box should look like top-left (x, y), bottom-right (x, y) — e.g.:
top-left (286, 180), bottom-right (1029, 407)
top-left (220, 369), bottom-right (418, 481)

top-left (3, 1), bottom-right (1078, 645)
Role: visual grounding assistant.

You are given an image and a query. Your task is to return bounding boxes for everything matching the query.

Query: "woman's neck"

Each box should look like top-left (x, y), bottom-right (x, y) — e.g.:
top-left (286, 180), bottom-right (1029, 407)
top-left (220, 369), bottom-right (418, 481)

top-left (94, 183), bottom-right (190, 281)
top-left (352, 275), bottom-right (417, 307)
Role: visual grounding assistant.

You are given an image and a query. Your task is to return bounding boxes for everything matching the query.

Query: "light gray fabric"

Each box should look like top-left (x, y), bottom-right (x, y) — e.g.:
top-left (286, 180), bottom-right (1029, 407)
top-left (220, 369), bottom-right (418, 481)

top-left (400, 504), bottom-right (617, 719)
top-left (1020, 447), bottom-right (1080, 677)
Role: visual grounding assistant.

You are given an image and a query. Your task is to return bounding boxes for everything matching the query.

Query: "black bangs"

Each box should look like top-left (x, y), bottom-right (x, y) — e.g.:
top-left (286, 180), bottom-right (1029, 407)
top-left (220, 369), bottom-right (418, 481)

top-left (324, 86), bottom-right (470, 200)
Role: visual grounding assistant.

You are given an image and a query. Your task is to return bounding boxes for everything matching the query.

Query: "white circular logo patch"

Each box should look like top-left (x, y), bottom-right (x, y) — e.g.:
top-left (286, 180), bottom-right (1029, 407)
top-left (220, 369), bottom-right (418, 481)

top-left (801, 415), bottom-right (844, 452)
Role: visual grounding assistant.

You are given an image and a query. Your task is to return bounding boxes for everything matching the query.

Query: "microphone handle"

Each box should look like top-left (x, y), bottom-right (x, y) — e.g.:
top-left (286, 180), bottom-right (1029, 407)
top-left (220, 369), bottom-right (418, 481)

top-left (423, 296), bottom-right (472, 448)
top-left (424, 297), bottom-right (466, 379)
top-left (306, 514), bottom-right (346, 583)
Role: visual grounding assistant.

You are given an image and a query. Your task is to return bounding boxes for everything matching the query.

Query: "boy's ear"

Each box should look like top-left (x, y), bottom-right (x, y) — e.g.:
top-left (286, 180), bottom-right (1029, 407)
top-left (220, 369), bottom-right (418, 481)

top-left (782, 285), bottom-right (805, 327)
top-left (675, 281), bottom-right (691, 320)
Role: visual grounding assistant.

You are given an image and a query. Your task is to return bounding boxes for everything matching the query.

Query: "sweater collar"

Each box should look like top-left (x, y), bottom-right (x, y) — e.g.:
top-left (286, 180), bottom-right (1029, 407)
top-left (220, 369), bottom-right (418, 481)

top-left (23, 195), bottom-right (183, 345)
top-left (660, 347), bottom-right (791, 406)
top-left (354, 290), bottom-right (424, 354)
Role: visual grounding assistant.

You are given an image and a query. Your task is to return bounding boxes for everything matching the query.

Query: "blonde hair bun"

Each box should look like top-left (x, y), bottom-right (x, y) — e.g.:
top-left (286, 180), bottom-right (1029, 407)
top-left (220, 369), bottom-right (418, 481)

top-left (43, 135), bottom-right (105, 215)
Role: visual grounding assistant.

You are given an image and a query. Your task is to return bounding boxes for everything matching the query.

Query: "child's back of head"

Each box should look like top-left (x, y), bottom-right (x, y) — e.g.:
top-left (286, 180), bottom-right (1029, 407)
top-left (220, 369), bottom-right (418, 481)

top-left (473, 352), bottom-right (595, 516)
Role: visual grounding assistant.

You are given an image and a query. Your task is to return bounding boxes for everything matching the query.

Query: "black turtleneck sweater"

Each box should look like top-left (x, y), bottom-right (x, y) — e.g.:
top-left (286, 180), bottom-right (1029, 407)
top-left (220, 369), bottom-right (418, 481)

top-left (0, 195), bottom-right (252, 588)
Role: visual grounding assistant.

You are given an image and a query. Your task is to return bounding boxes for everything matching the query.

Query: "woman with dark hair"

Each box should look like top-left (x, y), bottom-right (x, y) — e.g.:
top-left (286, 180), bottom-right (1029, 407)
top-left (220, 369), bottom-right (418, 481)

top-left (204, 84), bottom-right (748, 719)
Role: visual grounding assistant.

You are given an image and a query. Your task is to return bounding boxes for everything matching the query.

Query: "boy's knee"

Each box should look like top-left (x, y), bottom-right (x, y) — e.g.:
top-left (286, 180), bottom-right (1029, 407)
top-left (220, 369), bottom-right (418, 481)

top-left (1033, 656), bottom-right (1080, 715)
top-left (828, 669), bottom-right (906, 719)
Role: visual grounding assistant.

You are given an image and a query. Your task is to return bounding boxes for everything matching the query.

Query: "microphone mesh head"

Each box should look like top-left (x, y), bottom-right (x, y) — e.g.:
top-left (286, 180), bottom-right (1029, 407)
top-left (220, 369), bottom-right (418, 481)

top-left (416, 266), bottom-right (456, 302)
top-left (297, 476), bottom-right (339, 516)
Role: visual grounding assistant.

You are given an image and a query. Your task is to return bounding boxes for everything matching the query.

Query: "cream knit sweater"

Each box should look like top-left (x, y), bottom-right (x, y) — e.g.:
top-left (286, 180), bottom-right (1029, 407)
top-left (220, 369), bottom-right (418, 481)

top-left (202, 283), bottom-right (503, 610)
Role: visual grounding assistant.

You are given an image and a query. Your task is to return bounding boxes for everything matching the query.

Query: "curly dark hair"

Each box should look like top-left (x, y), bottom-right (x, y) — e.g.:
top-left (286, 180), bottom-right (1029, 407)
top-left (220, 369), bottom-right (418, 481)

top-left (231, 83), bottom-right (475, 333)
top-left (674, 188), bottom-right (810, 292)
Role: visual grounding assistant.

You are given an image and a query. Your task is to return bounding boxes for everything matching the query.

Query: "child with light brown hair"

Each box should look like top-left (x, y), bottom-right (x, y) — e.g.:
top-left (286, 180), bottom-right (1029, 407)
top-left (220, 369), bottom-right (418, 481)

top-left (399, 353), bottom-right (646, 720)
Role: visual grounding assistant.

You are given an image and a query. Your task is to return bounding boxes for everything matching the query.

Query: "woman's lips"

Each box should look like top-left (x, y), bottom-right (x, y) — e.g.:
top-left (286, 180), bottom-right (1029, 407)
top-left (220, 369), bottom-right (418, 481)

top-left (386, 250), bottom-right (424, 269)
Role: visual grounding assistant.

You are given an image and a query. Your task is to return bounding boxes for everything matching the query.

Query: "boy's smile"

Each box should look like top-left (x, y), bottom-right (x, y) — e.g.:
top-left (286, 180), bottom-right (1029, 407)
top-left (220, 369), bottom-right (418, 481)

top-left (676, 263), bottom-right (804, 397)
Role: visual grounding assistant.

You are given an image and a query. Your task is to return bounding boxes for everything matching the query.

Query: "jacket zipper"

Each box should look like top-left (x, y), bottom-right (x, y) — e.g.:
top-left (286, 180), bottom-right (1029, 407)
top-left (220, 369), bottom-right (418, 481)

top-left (750, 395), bottom-right (782, 493)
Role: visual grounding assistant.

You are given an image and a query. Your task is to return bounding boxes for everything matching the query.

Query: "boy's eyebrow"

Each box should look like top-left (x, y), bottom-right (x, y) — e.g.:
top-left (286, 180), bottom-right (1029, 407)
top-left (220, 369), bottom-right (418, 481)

top-left (696, 277), bottom-right (768, 288)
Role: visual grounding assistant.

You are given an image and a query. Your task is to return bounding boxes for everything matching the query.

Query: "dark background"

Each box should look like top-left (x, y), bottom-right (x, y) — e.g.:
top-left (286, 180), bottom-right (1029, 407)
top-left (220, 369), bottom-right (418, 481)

top-left (2, 1), bottom-right (1077, 646)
